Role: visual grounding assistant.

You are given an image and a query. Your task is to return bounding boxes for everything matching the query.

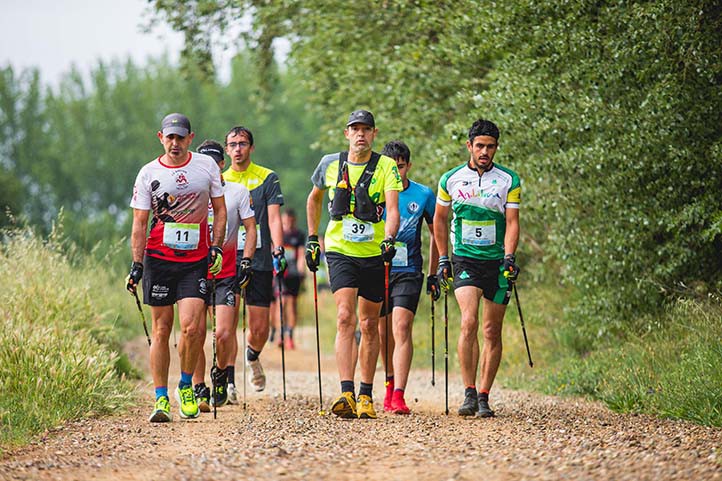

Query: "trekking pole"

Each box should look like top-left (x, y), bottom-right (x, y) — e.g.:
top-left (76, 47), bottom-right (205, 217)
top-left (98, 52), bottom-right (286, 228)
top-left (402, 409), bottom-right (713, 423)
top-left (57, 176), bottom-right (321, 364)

top-left (444, 289), bottom-right (449, 415)
top-left (242, 288), bottom-right (247, 411)
top-left (278, 273), bottom-right (287, 400)
top-left (384, 262), bottom-right (391, 387)
top-left (312, 271), bottom-right (325, 415)
top-left (430, 292), bottom-right (435, 386)
top-left (513, 283), bottom-right (534, 368)
top-left (131, 288), bottom-right (151, 347)
top-left (211, 276), bottom-right (218, 419)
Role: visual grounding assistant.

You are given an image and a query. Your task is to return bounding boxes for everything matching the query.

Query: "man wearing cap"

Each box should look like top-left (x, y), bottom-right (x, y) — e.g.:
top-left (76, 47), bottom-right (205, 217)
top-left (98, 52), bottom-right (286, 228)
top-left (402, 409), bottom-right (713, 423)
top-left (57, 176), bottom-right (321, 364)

top-left (191, 140), bottom-right (257, 411)
top-left (305, 109), bottom-right (402, 419)
top-left (126, 113), bottom-right (227, 422)
top-left (434, 118), bottom-right (521, 418)
top-left (222, 126), bottom-right (286, 393)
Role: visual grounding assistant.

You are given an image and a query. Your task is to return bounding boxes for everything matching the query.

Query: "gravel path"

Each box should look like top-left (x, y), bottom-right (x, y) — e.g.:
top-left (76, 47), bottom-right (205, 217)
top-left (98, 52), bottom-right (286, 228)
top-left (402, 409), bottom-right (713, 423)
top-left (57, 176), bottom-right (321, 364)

top-left (1, 329), bottom-right (720, 481)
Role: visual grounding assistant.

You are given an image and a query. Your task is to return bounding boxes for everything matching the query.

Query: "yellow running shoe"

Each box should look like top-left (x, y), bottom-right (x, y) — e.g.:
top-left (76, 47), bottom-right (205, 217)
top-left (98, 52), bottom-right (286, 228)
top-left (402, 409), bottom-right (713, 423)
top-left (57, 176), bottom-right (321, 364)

top-left (148, 396), bottom-right (172, 423)
top-left (356, 394), bottom-right (377, 419)
top-left (175, 385), bottom-right (200, 419)
top-left (331, 392), bottom-right (357, 419)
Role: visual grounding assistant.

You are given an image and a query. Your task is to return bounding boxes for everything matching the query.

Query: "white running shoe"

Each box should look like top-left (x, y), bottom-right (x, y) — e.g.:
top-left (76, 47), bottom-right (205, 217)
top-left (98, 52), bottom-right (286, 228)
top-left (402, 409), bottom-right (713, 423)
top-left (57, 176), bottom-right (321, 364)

top-left (247, 358), bottom-right (266, 392)
top-left (227, 383), bottom-right (238, 404)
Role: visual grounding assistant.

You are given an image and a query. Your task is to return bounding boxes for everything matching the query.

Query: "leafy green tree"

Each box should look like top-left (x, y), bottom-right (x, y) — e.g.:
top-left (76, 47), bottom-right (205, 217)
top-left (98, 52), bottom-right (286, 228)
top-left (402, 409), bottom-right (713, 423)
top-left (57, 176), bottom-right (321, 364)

top-left (153, 0), bottom-right (722, 348)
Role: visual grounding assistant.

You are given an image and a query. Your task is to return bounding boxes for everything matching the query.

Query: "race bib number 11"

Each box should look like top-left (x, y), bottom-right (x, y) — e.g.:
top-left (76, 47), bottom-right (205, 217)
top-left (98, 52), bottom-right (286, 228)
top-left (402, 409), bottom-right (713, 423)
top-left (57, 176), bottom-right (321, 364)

top-left (163, 222), bottom-right (201, 250)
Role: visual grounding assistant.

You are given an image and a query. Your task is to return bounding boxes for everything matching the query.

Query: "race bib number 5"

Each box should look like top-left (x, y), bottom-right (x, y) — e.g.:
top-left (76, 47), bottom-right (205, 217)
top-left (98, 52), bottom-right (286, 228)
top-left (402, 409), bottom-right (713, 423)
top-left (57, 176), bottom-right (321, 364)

top-left (461, 219), bottom-right (496, 246)
top-left (163, 222), bottom-right (200, 250)
top-left (342, 217), bottom-right (374, 243)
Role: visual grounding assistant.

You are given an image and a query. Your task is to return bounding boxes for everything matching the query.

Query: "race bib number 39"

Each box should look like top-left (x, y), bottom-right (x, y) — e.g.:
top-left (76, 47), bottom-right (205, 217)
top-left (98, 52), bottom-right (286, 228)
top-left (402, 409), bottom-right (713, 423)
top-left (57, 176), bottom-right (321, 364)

top-left (342, 217), bottom-right (374, 242)
top-left (461, 219), bottom-right (496, 246)
top-left (239, 225), bottom-right (262, 249)
top-left (163, 222), bottom-right (201, 250)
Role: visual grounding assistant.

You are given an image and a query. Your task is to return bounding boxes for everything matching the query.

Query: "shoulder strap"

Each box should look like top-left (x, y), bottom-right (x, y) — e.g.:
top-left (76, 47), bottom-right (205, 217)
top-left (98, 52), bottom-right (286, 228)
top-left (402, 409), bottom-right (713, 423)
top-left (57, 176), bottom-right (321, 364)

top-left (337, 151), bottom-right (348, 183)
top-left (357, 152), bottom-right (381, 187)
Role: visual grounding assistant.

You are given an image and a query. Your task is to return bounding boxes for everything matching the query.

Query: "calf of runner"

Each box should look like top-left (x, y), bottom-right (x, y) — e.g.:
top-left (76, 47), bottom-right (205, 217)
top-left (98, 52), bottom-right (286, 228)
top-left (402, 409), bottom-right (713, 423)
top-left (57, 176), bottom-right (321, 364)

top-left (306, 109), bottom-right (401, 420)
top-left (376, 140), bottom-right (439, 415)
top-left (126, 113), bottom-right (226, 422)
top-left (191, 140), bottom-right (256, 411)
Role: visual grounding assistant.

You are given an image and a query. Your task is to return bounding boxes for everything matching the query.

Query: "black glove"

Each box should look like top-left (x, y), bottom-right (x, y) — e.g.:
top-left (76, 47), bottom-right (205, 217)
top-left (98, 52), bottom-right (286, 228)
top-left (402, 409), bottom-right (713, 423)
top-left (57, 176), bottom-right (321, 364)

top-left (272, 246), bottom-right (287, 274)
top-left (379, 237), bottom-right (396, 263)
top-left (208, 246), bottom-right (223, 276)
top-left (237, 257), bottom-right (252, 289)
top-left (305, 235), bottom-right (320, 272)
top-left (126, 261), bottom-right (143, 293)
top-left (437, 256), bottom-right (453, 291)
top-left (426, 274), bottom-right (441, 301)
top-left (503, 254), bottom-right (520, 283)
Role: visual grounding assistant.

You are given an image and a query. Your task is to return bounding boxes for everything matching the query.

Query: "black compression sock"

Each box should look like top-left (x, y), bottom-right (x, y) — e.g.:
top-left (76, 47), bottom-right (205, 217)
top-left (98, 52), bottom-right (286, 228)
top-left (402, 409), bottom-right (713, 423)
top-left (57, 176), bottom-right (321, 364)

top-left (246, 346), bottom-right (261, 361)
top-left (359, 382), bottom-right (373, 399)
top-left (227, 365), bottom-right (235, 384)
top-left (341, 380), bottom-right (355, 394)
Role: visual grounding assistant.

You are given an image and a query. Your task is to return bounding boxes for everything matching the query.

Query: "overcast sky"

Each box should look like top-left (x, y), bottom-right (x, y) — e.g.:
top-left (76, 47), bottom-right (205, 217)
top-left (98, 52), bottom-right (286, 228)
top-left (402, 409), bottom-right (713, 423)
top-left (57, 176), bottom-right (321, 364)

top-left (0, 0), bottom-right (185, 85)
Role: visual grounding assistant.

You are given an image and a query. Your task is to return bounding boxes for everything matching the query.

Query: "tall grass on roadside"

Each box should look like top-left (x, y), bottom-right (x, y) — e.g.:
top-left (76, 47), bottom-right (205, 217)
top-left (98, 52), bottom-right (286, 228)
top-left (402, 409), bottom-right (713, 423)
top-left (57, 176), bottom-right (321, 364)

top-left (0, 226), bottom-right (134, 449)
top-left (544, 295), bottom-right (722, 427)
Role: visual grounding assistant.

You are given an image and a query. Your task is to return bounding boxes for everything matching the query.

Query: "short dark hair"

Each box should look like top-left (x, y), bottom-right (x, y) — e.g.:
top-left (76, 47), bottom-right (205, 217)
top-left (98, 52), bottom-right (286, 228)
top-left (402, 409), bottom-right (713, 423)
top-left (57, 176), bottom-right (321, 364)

top-left (197, 139), bottom-right (225, 163)
top-left (381, 140), bottom-right (411, 163)
top-left (468, 119), bottom-right (500, 142)
top-left (225, 126), bottom-right (254, 146)
top-left (284, 208), bottom-right (297, 218)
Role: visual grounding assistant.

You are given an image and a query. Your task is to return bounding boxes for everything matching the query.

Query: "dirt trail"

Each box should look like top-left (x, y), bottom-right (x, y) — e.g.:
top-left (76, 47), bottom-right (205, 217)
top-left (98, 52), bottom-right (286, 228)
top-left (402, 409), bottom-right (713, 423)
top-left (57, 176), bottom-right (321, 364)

top-left (2, 328), bottom-right (720, 481)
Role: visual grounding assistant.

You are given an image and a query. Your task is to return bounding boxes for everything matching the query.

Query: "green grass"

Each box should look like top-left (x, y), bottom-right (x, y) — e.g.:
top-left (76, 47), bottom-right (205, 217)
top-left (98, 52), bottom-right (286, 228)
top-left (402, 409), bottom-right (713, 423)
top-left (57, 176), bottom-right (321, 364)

top-left (0, 226), bottom-right (137, 450)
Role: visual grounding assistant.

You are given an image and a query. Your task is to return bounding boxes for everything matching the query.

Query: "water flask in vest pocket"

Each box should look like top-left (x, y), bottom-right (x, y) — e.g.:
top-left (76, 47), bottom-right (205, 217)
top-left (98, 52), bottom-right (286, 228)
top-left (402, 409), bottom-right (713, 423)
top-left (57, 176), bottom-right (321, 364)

top-left (328, 185), bottom-right (352, 220)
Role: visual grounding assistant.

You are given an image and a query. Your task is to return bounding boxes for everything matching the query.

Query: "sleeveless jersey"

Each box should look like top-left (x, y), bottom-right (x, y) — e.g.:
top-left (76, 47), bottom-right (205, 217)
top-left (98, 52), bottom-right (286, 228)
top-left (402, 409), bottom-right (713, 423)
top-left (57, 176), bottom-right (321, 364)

top-left (208, 181), bottom-right (254, 279)
top-left (224, 162), bottom-right (284, 271)
top-left (311, 152), bottom-right (402, 258)
top-left (437, 162), bottom-right (521, 260)
top-left (384, 180), bottom-right (436, 273)
top-left (130, 152), bottom-right (223, 263)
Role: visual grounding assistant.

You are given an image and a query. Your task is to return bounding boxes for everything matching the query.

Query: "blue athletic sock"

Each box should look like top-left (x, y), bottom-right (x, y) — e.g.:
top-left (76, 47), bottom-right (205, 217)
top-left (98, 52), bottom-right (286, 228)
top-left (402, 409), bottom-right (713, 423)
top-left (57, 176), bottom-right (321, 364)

top-left (227, 365), bottom-right (235, 384)
top-left (155, 386), bottom-right (168, 400)
top-left (359, 382), bottom-right (373, 399)
top-left (285, 327), bottom-right (294, 339)
top-left (394, 387), bottom-right (405, 394)
top-left (341, 380), bottom-right (355, 394)
top-left (246, 346), bottom-right (261, 361)
top-left (179, 371), bottom-right (193, 389)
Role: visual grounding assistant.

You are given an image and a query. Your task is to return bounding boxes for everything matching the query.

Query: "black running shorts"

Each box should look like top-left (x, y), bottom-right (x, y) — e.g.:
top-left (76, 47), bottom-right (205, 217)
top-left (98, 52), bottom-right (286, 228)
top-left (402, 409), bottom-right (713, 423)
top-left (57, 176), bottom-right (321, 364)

top-left (142, 255), bottom-right (208, 306)
top-left (206, 276), bottom-right (237, 307)
top-left (452, 255), bottom-right (512, 305)
top-left (245, 269), bottom-right (273, 307)
top-left (381, 271), bottom-right (425, 316)
top-left (326, 252), bottom-right (385, 303)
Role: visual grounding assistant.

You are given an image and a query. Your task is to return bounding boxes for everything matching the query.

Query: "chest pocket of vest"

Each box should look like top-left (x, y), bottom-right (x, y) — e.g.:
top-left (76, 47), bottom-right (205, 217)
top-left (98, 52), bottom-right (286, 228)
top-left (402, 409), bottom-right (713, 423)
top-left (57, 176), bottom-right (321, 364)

top-left (328, 152), bottom-right (383, 223)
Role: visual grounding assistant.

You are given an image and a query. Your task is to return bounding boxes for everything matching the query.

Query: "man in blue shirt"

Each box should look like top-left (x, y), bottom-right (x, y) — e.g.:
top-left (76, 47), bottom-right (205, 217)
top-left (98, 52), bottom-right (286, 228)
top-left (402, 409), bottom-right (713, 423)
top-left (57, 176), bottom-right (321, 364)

top-left (378, 140), bottom-right (439, 414)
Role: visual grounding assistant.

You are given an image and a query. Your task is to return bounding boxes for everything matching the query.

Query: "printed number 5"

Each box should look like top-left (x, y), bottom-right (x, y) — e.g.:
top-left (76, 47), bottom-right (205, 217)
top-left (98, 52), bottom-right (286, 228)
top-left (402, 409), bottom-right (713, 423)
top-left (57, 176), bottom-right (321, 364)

top-left (475, 227), bottom-right (482, 237)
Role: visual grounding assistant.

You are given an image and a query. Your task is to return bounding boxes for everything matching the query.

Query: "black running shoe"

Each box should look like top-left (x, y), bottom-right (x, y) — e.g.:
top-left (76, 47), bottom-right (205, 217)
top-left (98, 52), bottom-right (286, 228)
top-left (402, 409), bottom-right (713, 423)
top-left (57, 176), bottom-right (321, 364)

top-left (194, 383), bottom-right (211, 413)
top-left (458, 390), bottom-right (478, 416)
top-left (476, 399), bottom-right (495, 418)
top-left (210, 366), bottom-right (229, 407)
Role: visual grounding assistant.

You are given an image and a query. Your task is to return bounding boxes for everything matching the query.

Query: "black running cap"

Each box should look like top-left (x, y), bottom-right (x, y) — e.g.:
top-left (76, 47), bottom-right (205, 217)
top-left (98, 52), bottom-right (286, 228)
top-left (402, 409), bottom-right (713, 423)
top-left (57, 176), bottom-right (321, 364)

top-left (346, 109), bottom-right (375, 127)
top-left (161, 113), bottom-right (191, 137)
top-left (198, 145), bottom-right (224, 163)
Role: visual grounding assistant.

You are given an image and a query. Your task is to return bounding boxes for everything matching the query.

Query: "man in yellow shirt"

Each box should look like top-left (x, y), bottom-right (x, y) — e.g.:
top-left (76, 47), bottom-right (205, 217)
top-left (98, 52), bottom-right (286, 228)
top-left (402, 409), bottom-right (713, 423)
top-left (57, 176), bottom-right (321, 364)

top-left (305, 110), bottom-right (402, 419)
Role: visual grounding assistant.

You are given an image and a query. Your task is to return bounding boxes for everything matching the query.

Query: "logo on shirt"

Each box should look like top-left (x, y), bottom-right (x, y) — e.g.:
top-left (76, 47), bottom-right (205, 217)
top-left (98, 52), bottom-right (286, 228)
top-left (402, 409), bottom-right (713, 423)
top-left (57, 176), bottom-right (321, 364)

top-left (407, 201), bottom-right (420, 214)
top-left (174, 170), bottom-right (190, 189)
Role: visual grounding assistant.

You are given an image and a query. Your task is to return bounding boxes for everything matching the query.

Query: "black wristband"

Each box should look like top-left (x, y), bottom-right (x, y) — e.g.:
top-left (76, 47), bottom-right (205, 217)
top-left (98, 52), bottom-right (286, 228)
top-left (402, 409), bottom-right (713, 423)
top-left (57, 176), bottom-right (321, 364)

top-left (308, 234), bottom-right (319, 242)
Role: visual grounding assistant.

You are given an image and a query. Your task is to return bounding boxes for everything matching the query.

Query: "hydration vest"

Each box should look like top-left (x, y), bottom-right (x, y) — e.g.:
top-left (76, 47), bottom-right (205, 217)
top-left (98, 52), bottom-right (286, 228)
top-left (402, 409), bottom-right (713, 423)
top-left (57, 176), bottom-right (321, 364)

top-left (328, 151), bottom-right (384, 223)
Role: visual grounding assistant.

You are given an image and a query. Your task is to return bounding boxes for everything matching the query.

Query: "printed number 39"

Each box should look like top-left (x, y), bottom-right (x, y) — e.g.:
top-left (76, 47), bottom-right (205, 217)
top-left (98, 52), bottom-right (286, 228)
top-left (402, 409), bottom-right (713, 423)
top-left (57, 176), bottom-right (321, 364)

top-left (352, 224), bottom-right (365, 234)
